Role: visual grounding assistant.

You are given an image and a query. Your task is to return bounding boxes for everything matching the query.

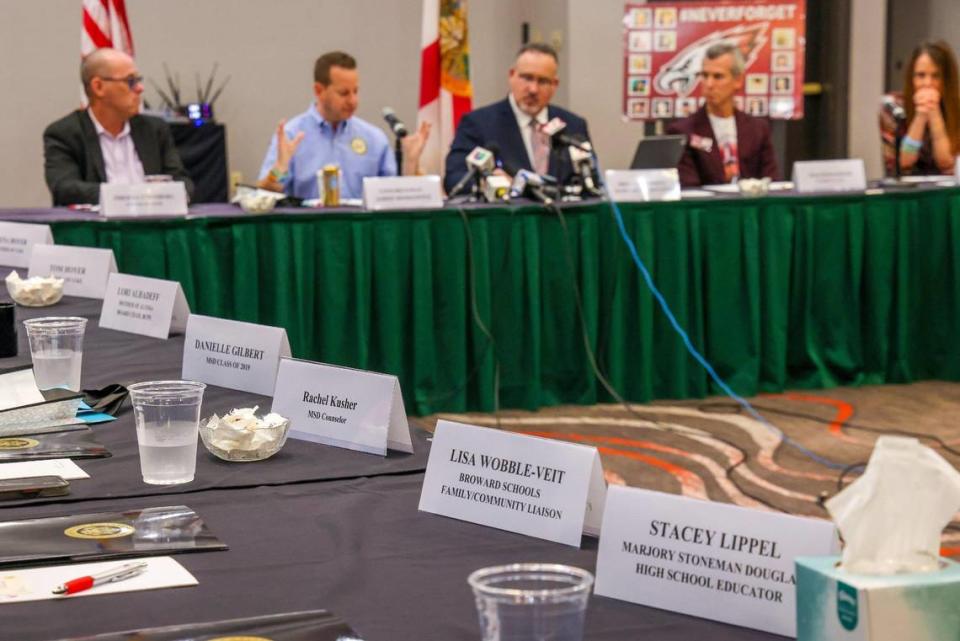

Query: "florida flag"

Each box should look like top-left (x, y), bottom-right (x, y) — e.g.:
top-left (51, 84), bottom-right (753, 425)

top-left (81, 0), bottom-right (134, 57)
top-left (418, 0), bottom-right (473, 176)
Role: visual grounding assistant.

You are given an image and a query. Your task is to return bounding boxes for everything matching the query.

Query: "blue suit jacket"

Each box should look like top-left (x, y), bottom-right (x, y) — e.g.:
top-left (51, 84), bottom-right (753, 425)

top-left (443, 98), bottom-right (592, 193)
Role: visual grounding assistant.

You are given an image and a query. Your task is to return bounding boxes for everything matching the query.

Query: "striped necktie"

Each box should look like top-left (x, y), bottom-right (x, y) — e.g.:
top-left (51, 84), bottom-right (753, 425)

top-left (530, 120), bottom-right (550, 175)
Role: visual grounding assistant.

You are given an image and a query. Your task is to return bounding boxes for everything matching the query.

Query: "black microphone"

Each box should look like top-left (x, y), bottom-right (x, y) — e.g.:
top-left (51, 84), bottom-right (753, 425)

top-left (381, 107), bottom-right (409, 137)
top-left (881, 96), bottom-right (906, 122)
top-left (485, 142), bottom-right (519, 176)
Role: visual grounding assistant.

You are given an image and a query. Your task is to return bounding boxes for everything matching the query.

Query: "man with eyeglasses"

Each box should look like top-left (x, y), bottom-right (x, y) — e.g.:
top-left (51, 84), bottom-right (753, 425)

top-left (443, 43), bottom-right (593, 193)
top-left (667, 42), bottom-right (778, 187)
top-left (43, 47), bottom-right (193, 206)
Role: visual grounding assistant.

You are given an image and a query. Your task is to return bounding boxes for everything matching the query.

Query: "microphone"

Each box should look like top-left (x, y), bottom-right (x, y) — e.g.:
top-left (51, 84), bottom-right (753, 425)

top-left (510, 169), bottom-right (554, 204)
top-left (568, 138), bottom-right (601, 197)
top-left (447, 146), bottom-right (496, 198)
top-left (381, 107), bottom-right (409, 137)
top-left (881, 96), bottom-right (906, 122)
top-left (540, 116), bottom-right (592, 151)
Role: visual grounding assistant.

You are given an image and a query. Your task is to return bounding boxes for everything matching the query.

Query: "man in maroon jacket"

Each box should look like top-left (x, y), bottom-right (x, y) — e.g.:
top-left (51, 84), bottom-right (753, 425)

top-left (667, 43), bottom-right (779, 187)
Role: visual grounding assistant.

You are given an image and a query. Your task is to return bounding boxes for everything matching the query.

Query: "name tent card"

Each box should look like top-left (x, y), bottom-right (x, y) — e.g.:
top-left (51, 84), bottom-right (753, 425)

top-left (27, 244), bottom-right (117, 299)
top-left (595, 485), bottom-right (838, 637)
top-left (418, 420), bottom-right (607, 547)
top-left (362, 175), bottom-right (444, 211)
top-left (100, 182), bottom-right (188, 218)
top-left (182, 315), bottom-right (291, 395)
top-left (99, 273), bottom-right (190, 339)
top-left (271, 358), bottom-right (412, 456)
top-left (0, 222), bottom-right (53, 268)
top-left (792, 159), bottom-right (867, 193)
top-left (605, 169), bottom-right (681, 202)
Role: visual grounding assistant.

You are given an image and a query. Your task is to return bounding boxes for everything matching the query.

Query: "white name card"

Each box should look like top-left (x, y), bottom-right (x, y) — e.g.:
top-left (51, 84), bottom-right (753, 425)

top-left (418, 420), bottom-right (607, 547)
top-left (792, 159), bottom-right (867, 193)
top-left (271, 358), bottom-right (413, 456)
top-left (595, 485), bottom-right (839, 637)
top-left (27, 244), bottom-right (117, 299)
top-left (0, 222), bottom-right (53, 268)
top-left (362, 175), bottom-right (444, 211)
top-left (182, 314), bottom-right (291, 395)
top-left (100, 182), bottom-right (188, 218)
top-left (99, 273), bottom-right (190, 339)
top-left (605, 169), bottom-right (681, 202)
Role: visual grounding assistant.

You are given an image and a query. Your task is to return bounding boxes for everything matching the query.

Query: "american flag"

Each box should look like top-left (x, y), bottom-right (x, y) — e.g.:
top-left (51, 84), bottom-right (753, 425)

top-left (417, 0), bottom-right (473, 176)
top-left (81, 0), bottom-right (134, 57)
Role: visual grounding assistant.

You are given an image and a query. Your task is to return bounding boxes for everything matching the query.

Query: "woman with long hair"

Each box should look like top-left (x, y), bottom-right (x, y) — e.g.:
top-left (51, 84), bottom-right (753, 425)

top-left (880, 40), bottom-right (960, 175)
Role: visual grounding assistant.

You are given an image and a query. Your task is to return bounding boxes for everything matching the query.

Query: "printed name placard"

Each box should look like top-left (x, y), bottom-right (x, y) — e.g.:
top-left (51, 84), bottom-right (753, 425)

top-left (0, 222), bottom-right (53, 268)
top-left (100, 182), bottom-right (188, 218)
top-left (27, 244), bottom-right (117, 299)
top-left (418, 420), bottom-right (607, 547)
top-left (792, 159), bottom-right (867, 193)
top-left (271, 358), bottom-right (413, 456)
top-left (182, 315), bottom-right (291, 395)
top-left (99, 273), bottom-right (190, 339)
top-left (362, 175), bottom-right (444, 211)
top-left (595, 486), bottom-right (838, 637)
top-left (605, 169), bottom-right (681, 201)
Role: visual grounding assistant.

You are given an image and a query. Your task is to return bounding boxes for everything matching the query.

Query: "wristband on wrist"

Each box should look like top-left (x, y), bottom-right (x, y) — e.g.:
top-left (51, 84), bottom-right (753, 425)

top-left (901, 136), bottom-right (923, 154)
top-left (269, 166), bottom-right (290, 181)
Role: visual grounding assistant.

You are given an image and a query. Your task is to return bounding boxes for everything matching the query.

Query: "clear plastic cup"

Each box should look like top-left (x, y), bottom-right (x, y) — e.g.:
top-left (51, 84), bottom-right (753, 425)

top-left (468, 564), bottom-right (594, 641)
top-left (22, 317), bottom-right (87, 391)
top-left (129, 381), bottom-right (206, 485)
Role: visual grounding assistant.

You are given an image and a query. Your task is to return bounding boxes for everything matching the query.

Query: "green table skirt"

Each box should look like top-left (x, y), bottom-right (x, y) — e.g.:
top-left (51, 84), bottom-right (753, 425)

top-left (49, 189), bottom-right (960, 415)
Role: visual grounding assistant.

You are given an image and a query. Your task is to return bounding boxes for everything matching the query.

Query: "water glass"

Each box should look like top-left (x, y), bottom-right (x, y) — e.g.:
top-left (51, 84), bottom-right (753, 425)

top-left (129, 380), bottom-right (206, 485)
top-left (468, 564), bottom-right (594, 641)
top-left (22, 316), bottom-right (87, 391)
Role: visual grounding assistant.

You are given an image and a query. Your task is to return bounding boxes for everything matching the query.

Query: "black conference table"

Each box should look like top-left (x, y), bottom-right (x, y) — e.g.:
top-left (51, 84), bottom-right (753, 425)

top-left (0, 293), bottom-right (784, 641)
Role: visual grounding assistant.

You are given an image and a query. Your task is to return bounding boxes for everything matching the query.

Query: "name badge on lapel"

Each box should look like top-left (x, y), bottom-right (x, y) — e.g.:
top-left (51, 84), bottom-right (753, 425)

top-left (690, 134), bottom-right (714, 153)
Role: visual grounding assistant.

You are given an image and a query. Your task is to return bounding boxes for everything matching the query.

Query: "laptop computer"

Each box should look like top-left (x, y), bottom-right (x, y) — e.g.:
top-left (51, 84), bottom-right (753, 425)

top-left (629, 135), bottom-right (687, 170)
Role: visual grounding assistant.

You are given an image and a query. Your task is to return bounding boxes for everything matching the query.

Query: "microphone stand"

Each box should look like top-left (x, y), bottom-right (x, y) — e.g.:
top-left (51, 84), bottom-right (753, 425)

top-left (894, 120), bottom-right (904, 182)
top-left (394, 134), bottom-right (405, 175)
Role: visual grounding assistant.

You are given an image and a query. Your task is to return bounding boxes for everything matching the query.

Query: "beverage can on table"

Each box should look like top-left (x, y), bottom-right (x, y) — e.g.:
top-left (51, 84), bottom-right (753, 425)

top-left (322, 164), bottom-right (340, 207)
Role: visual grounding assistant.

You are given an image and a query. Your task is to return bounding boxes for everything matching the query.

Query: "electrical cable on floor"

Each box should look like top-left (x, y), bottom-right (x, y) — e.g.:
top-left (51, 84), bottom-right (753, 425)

top-left (548, 202), bottom-right (789, 513)
top-left (604, 196), bottom-right (850, 472)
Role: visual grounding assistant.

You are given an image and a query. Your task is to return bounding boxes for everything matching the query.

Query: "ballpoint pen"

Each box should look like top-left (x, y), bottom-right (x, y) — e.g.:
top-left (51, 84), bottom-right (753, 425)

top-left (51, 561), bottom-right (149, 595)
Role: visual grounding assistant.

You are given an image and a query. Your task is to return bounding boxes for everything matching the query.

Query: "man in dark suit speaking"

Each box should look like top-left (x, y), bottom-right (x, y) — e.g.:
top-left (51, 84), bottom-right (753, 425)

top-left (443, 43), bottom-right (592, 193)
top-left (43, 48), bottom-right (193, 206)
top-left (667, 43), bottom-right (778, 187)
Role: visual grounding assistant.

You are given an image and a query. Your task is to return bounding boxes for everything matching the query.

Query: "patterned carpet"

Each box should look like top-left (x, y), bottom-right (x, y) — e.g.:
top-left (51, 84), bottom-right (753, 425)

top-left (413, 381), bottom-right (960, 555)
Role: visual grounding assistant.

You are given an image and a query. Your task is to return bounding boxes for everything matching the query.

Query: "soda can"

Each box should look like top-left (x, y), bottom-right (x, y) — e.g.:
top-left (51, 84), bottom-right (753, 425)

top-left (322, 164), bottom-right (340, 207)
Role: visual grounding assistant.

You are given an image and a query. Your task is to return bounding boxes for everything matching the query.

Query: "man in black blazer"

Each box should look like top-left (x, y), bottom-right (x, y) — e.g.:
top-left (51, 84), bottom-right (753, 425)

top-left (443, 43), bottom-right (592, 193)
top-left (43, 48), bottom-right (193, 206)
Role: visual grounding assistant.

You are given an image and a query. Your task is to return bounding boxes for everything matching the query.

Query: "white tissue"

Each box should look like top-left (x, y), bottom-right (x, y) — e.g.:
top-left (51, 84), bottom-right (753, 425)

top-left (825, 436), bottom-right (960, 574)
top-left (5, 271), bottom-right (64, 307)
top-left (204, 406), bottom-right (287, 456)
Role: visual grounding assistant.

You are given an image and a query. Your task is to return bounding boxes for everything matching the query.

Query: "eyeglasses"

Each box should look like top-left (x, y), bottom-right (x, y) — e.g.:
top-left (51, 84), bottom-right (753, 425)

top-left (99, 75), bottom-right (144, 90)
top-left (517, 73), bottom-right (557, 89)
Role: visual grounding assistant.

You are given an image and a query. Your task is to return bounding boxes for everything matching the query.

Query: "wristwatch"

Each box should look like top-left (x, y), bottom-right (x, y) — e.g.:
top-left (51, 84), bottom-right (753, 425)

top-left (269, 166), bottom-right (290, 181)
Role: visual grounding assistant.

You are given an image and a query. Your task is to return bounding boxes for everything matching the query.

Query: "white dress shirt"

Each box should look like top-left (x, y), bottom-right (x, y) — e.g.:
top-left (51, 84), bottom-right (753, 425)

top-left (508, 94), bottom-right (549, 169)
top-left (87, 109), bottom-right (145, 185)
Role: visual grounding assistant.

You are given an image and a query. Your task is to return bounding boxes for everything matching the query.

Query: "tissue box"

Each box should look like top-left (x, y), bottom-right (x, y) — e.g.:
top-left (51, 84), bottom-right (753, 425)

top-left (796, 556), bottom-right (960, 641)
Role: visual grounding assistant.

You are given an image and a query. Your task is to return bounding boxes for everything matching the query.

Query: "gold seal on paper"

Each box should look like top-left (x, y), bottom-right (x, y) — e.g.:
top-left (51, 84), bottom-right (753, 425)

top-left (0, 437), bottom-right (39, 450)
top-left (208, 637), bottom-right (273, 641)
top-left (64, 522), bottom-right (136, 540)
top-left (350, 136), bottom-right (367, 155)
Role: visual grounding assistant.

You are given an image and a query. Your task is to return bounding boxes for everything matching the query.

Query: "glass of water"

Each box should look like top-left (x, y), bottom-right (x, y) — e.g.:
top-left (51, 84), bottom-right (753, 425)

top-left (22, 317), bottom-right (87, 391)
top-left (468, 563), bottom-right (594, 641)
top-left (128, 380), bottom-right (206, 485)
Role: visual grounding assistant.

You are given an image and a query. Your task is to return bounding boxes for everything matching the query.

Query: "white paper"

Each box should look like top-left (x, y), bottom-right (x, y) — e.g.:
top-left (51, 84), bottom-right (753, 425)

top-left (27, 244), bottom-right (117, 299)
top-left (99, 273), bottom-right (190, 339)
top-left (100, 182), bottom-right (188, 218)
top-left (595, 485), bottom-right (838, 637)
top-left (0, 369), bottom-right (44, 412)
top-left (0, 557), bottom-right (196, 603)
top-left (792, 159), bottom-right (867, 193)
top-left (272, 358), bottom-right (412, 456)
top-left (418, 420), bottom-right (606, 547)
top-left (182, 314), bottom-right (291, 395)
top-left (0, 458), bottom-right (88, 480)
top-left (605, 169), bottom-right (681, 201)
top-left (0, 222), bottom-right (53, 268)
top-left (362, 175), bottom-right (444, 210)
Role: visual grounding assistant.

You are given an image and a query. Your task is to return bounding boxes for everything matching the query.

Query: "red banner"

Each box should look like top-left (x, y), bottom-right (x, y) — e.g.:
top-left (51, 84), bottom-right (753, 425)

top-left (622, 0), bottom-right (806, 121)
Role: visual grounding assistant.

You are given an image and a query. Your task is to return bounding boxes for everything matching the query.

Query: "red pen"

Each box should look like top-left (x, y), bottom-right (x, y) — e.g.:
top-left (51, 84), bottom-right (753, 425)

top-left (52, 561), bottom-right (148, 595)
